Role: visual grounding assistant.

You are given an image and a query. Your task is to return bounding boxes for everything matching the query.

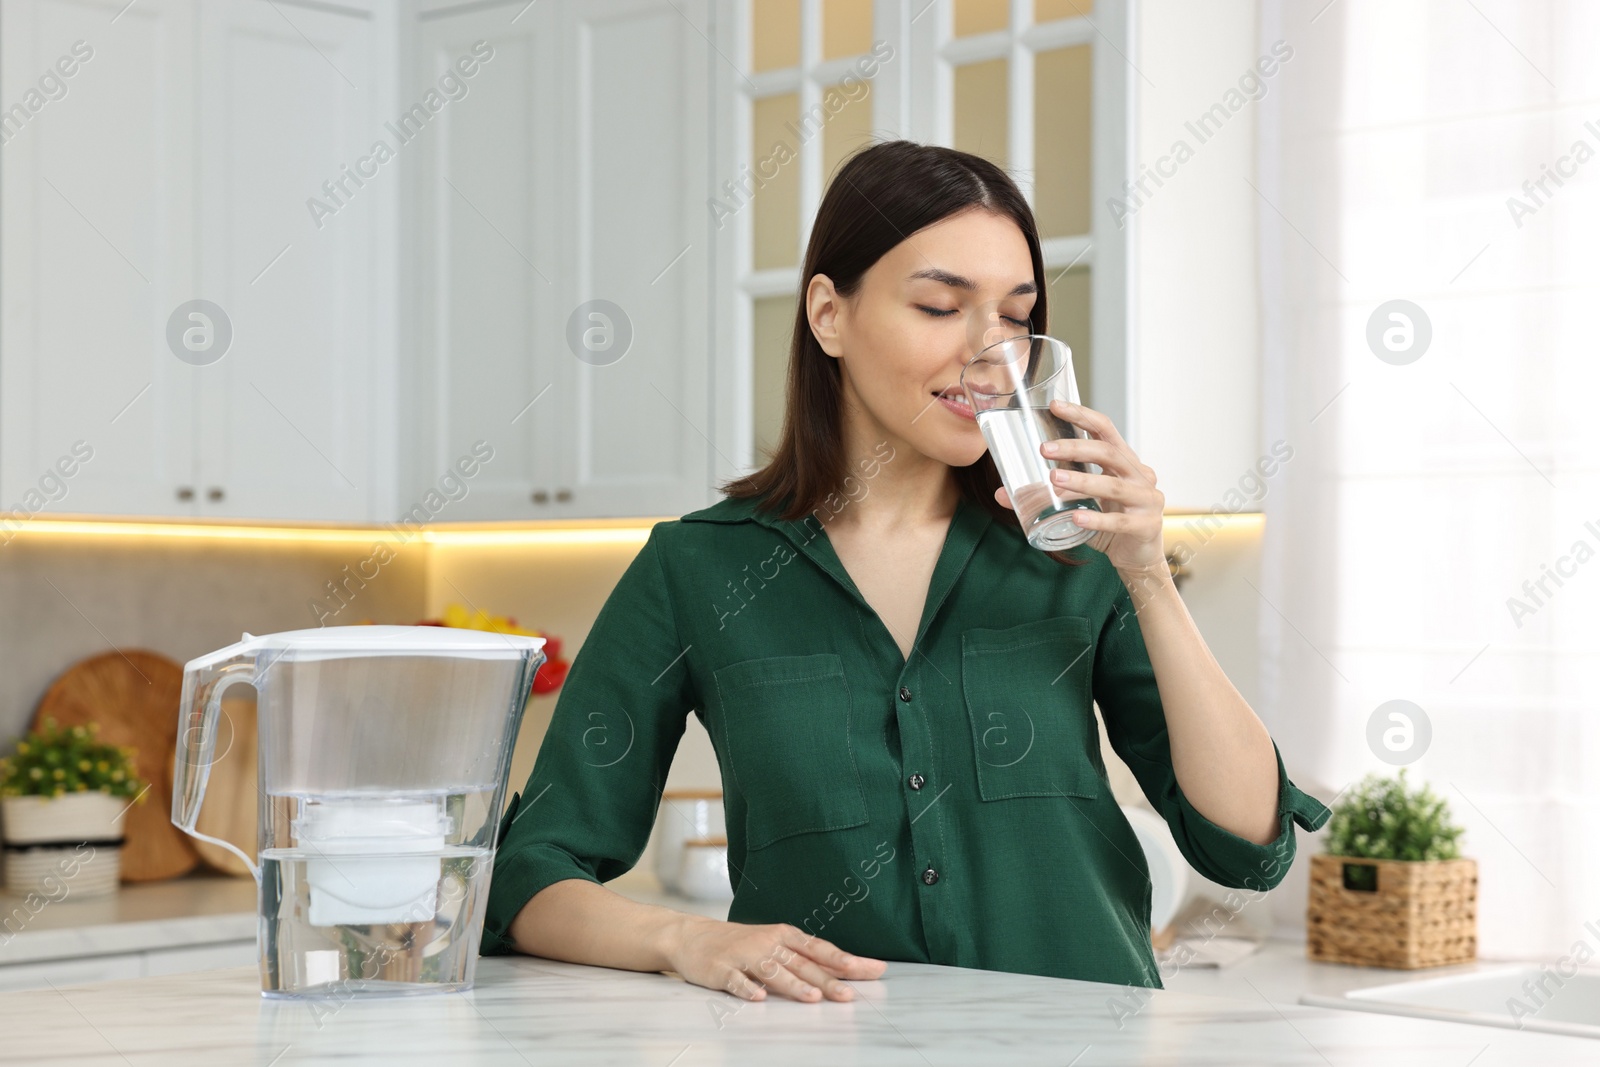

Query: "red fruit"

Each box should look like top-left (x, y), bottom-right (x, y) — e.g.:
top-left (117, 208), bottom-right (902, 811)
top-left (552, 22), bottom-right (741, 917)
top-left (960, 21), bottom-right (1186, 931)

top-left (541, 636), bottom-right (563, 661)
top-left (531, 658), bottom-right (569, 694)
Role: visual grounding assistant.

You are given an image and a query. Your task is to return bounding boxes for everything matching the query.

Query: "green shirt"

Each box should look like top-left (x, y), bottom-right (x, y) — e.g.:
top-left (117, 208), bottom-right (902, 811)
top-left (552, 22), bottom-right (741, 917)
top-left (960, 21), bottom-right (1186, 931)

top-left (480, 490), bottom-right (1330, 987)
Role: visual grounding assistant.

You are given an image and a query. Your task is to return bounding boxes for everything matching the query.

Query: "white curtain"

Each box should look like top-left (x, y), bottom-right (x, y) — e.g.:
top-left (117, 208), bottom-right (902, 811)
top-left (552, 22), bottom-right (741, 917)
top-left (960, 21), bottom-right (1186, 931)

top-left (1258, 0), bottom-right (1600, 958)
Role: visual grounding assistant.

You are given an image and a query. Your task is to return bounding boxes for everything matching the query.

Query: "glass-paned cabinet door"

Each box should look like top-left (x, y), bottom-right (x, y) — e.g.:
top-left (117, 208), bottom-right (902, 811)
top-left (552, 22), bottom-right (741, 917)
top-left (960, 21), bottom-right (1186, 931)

top-left (1033, 42), bottom-right (1093, 239)
top-left (751, 92), bottom-right (802, 273)
top-left (912, 0), bottom-right (1127, 430)
top-left (953, 57), bottom-right (1009, 168)
top-left (710, 0), bottom-right (1127, 473)
top-left (710, 0), bottom-right (900, 471)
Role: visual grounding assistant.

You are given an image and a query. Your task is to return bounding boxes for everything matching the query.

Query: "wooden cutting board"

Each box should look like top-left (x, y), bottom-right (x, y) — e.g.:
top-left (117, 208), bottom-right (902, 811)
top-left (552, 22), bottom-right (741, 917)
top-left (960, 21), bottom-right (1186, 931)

top-left (33, 650), bottom-right (199, 882)
top-left (166, 693), bottom-right (258, 877)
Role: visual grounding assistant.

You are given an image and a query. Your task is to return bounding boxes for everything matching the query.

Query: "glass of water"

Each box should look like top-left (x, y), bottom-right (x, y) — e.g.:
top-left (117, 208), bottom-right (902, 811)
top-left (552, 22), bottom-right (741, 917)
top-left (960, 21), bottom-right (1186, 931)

top-left (960, 334), bottom-right (1101, 550)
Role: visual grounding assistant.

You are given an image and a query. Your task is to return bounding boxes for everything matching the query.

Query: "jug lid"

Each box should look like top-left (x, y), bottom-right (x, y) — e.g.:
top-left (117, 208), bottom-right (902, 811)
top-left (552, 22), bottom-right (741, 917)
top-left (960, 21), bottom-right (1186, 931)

top-left (187, 624), bottom-right (545, 669)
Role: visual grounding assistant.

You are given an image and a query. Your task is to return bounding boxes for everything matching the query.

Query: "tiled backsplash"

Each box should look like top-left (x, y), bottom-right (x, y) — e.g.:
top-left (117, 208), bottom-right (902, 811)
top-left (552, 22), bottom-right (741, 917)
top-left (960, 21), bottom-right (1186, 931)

top-left (0, 517), bottom-right (1304, 928)
top-left (0, 532), bottom-right (428, 745)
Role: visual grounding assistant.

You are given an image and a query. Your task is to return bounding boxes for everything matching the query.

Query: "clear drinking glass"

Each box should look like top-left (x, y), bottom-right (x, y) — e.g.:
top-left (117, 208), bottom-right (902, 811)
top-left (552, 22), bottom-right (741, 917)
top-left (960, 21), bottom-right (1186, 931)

top-left (961, 334), bottom-right (1102, 550)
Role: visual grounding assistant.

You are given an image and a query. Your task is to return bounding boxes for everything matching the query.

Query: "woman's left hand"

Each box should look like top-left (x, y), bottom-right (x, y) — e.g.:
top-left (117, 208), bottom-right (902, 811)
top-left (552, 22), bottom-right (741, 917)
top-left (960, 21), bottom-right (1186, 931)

top-left (993, 399), bottom-right (1167, 576)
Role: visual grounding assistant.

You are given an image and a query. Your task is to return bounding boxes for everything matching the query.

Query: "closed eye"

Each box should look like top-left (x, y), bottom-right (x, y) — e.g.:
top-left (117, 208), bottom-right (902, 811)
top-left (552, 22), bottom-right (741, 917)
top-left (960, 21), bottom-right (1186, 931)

top-left (917, 305), bottom-right (1031, 327)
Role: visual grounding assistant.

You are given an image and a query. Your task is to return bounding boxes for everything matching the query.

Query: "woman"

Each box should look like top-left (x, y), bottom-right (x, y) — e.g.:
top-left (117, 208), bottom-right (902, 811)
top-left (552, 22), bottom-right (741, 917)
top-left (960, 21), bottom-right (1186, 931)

top-left (480, 140), bottom-right (1328, 1003)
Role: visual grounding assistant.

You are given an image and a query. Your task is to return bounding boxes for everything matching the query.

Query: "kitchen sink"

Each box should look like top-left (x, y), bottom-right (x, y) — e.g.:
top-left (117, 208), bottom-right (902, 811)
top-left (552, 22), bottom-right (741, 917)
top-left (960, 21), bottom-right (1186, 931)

top-left (1302, 964), bottom-right (1600, 1039)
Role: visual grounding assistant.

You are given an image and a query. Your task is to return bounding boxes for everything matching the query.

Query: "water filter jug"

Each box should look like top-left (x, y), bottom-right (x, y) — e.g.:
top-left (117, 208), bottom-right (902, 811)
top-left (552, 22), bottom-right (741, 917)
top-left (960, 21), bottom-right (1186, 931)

top-left (171, 625), bottom-right (543, 998)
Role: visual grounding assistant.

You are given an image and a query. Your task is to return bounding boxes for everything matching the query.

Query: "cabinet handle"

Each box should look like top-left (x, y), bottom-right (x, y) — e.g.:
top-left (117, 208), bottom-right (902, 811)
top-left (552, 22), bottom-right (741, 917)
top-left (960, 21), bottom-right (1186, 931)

top-left (531, 490), bottom-right (549, 504)
top-left (176, 486), bottom-right (195, 501)
top-left (207, 487), bottom-right (225, 502)
top-left (555, 488), bottom-right (572, 503)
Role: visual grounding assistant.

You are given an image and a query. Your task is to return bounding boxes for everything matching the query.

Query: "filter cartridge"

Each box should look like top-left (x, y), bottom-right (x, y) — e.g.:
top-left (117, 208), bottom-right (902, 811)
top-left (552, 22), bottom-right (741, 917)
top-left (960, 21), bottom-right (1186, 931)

top-left (296, 798), bottom-right (449, 926)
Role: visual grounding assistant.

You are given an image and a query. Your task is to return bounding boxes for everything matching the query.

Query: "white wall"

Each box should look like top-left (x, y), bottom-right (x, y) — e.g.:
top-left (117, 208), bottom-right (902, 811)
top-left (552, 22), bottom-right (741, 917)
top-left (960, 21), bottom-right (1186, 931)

top-left (1128, 0), bottom-right (1326, 939)
top-left (1129, 0), bottom-right (1269, 511)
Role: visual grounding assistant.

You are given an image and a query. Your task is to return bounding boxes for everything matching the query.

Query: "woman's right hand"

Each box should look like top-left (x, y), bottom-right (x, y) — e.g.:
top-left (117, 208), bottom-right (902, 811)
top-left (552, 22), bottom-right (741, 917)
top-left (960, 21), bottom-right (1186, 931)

top-left (666, 916), bottom-right (887, 1002)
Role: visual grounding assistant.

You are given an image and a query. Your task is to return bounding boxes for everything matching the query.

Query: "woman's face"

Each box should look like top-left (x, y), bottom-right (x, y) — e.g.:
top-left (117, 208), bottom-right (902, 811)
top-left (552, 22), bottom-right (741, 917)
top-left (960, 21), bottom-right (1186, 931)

top-left (808, 207), bottom-right (1039, 469)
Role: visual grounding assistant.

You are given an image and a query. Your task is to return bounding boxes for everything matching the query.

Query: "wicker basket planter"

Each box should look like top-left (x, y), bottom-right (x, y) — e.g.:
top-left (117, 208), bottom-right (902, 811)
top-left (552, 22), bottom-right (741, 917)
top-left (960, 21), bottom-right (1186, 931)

top-left (1306, 852), bottom-right (1477, 969)
top-left (1, 792), bottom-right (127, 898)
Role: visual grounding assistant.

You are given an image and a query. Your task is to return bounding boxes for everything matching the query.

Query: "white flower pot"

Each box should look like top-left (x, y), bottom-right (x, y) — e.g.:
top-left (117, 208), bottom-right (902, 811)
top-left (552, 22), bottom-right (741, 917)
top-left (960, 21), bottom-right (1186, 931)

top-left (1, 792), bottom-right (128, 898)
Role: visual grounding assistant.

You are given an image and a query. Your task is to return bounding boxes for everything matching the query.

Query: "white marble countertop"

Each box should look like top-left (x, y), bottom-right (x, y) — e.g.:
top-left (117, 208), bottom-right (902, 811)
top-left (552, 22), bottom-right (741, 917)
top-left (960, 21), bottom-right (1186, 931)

top-left (0, 875), bottom-right (256, 965)
top-left (5, 872), bottom-right (1594, 1063)
top-left (0, 950), bottom-right (1597, 1065)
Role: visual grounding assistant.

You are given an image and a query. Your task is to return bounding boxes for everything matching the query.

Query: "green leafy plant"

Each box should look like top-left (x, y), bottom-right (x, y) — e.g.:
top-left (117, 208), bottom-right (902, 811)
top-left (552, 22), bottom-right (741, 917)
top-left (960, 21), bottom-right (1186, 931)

top-left (1324, 769), bottom-right (1463, 862)
top-left (0, 718), bottom-right (146, 800)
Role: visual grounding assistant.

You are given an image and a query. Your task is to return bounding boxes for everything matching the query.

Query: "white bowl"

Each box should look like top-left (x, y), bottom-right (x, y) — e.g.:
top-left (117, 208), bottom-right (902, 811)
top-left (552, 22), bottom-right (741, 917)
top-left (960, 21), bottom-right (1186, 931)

top-left (678, 836), bottom-right (734, 902)
top-left (653, 790), bottom-right (724, 892)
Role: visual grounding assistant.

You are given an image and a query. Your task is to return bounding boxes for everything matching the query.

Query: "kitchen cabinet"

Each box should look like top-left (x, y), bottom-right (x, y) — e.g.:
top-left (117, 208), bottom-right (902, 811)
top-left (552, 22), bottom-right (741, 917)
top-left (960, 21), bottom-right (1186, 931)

top-left (0, 875), bottom-right (258, 993)
top-left (0, 0), bottom-right (197, 517)
top-left (0, 0), bottom-right (1199, 526)
top-left (0, 940), bottom-right (256, 993)
top-left (0, 950), bottom-right (144, 993)
top-left (705, 0), bottom-right (1133, 495)
top-left (0, 0), bottom-right (393, 522)
top-left (399, 0), bottom-right (714, 520)
top-left (190, 1), bottom-right (395, 522)
top-left (2, 0), bottom-right (715, 523)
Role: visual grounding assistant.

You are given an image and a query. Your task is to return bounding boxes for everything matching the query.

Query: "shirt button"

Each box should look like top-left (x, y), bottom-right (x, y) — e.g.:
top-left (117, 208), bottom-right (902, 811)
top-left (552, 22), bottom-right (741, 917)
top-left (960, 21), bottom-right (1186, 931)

top-left (898, 686), bottom-right (912, 702)
top-left (921, 866), bottom-right (939, 886)
top-left (907, 773), bottom-right (925, 790)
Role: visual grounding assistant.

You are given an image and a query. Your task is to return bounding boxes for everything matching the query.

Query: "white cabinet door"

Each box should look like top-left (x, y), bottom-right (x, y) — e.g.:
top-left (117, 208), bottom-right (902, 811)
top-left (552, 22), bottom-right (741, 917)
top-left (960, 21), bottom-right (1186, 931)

top-left (2, 0), bottom-right (392, 522)
top-left (402, 0), bottom-right (564, 521)
top-left (548, 0), bottom-right (712, 518)
top-left (142, 939), bottom-right (257, 978)
top-left (403, 0), bottom-right (712, 521)
top-left (0, 0), bottom-right (198, 517)
top-left (0, 950), bottom-right (144, 992)
top-left (193, 0), bottom-right (390, 522)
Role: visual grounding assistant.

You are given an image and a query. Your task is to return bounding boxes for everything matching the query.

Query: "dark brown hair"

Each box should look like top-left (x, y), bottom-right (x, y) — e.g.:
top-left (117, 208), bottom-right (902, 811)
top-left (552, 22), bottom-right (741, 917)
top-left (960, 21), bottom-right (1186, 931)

top-left (718, 139), bottom-right (1085, 566)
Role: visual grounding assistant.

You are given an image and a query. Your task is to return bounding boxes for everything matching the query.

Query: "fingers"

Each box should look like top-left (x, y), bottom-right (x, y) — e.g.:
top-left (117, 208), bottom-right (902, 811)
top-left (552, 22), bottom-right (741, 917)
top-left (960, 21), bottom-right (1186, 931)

top-left (786, 925), bottom-right (887, 980)
top-left (1050, 398), bottom-right (1131, 453)
top-left (1067, 508), bottom-right (1143, 534)
top-left (745, 927), bottom-right (886, 1002)
top-left (780, 954), bottom-right (858, 1001)
top-left (773, 926), bottom-right (884, 996)
top-left (1042, 436), bottom-right (1140, 480)
top-left (747, 955), bottom-right (827, 1001)
top-left (1051, 466), bottom-right (1163, 511)
top-left (724, 969), bottom-right (768, 1001)
top-left (1046, 399), bottom-right (1153, 485)
top-left (742, 946), bottom-right (836, 1002)
top-left (705, 924), bottom-right (886, 1003)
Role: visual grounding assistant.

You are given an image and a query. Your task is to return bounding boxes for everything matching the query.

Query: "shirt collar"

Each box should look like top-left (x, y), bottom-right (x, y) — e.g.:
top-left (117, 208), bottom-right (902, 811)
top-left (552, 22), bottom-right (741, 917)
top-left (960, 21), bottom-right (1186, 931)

top-left (681, 488), bottom-right (994, 542)
top-left (681, 489), bottom-right (995, 646)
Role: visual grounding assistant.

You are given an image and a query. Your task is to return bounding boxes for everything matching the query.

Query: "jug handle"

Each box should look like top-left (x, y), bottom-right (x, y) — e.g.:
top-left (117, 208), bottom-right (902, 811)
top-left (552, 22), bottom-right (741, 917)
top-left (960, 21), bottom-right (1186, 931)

top-left (172, 658), bottom-right (262, 883)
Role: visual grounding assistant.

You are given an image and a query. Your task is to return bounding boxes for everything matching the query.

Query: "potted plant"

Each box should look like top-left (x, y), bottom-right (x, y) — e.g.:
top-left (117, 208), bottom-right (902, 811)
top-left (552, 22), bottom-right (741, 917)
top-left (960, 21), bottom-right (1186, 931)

top-left (1306, 768), bottom-right (1476, 969)
top-left (0, 718), bottom-right (147, 898)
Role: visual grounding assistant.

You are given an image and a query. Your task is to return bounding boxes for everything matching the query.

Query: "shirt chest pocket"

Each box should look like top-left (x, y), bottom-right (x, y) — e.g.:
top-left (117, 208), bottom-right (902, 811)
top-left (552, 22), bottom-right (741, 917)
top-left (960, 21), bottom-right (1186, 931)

top-left (961, 615), bottom-right (1102, 801)
top-left (713, 653), bottom-right (870, 850)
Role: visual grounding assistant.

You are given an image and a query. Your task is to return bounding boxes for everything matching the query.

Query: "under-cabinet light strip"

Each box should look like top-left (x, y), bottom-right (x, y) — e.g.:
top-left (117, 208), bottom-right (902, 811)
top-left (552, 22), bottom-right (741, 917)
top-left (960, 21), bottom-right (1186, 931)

top-left (2, 512), bottom-right (1261, 547)
top-left (0, 519), bottom-right (662, 547)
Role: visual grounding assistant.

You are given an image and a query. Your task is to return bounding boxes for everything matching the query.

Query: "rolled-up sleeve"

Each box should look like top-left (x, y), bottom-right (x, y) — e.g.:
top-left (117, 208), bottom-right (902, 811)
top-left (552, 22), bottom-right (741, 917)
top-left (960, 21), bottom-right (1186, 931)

top-left (1091, 579), bottom-right (1330, 893)
top-left (480, 525), bottom-right (695, 955)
